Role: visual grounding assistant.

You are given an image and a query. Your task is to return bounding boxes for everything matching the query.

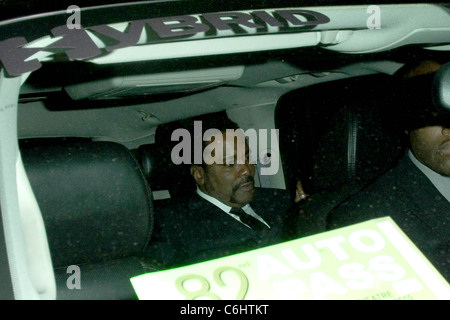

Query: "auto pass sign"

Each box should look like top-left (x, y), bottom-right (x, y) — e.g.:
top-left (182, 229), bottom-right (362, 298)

top-left (131, 217), bottom-right (450, 300)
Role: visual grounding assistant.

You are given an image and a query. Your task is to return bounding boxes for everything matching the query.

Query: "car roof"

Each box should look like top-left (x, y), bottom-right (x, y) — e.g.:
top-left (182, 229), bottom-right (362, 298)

top-left (0, 0), bottom-right (434, 22)
top-left (1, 1), bottom-right (449, 148)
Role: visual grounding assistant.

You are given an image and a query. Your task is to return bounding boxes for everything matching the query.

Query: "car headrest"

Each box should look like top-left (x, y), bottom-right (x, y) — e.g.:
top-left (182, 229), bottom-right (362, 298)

top-left (276, 74), bottom-right (407, 196)
top-left (20, 139), bottom-right (153, 268)
top-left (137, 142), bottom-right (195, 201)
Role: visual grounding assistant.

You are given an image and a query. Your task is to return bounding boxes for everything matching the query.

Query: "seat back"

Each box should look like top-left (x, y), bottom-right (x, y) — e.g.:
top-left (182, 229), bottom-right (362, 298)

top-left (276, 74), bottom-right (407, 197)
top-left (20, 139), bottom-right (154, 299)
top-left (276, 74), bottom-right (408, 237)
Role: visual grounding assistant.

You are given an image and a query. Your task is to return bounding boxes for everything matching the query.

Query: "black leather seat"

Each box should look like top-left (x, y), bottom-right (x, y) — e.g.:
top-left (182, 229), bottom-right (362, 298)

top-left (20, 139), bottom-right (155, 300)
top-left (276, 74), bottom-right (408, 238)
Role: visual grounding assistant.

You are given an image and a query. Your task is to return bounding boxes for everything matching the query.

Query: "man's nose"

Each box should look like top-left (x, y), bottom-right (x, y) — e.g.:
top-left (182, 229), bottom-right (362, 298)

top-left (237, 162), bottom-right (254, 177)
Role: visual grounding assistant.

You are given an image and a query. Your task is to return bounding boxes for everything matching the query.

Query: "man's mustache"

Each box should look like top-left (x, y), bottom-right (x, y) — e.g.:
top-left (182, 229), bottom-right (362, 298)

top-left (232, 176), bottom-right (254, 192)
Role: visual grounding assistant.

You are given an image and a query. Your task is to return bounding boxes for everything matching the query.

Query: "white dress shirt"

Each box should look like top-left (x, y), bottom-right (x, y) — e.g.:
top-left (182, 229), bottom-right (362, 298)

top-left (196, 187), bottom-right (270, 229)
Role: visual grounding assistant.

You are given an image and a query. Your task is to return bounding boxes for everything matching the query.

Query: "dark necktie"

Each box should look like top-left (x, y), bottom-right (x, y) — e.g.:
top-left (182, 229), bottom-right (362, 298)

top-left (230, 207), bottom-right (269, 233)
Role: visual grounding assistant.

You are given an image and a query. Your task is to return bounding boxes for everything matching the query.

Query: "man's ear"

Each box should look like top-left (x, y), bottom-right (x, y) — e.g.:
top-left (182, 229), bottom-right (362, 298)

top-left (191, 165), bottom-right (205, 186)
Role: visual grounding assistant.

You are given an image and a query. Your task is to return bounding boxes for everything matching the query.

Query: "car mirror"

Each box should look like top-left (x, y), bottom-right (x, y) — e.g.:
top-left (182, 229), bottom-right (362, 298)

top-left (433, 62), bottom-right (450, 112)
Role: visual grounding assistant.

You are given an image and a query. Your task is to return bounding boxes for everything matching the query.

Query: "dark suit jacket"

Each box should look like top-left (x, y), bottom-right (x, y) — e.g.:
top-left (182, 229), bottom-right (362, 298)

top-left (146, 187), bottom-right (292, 269)
top-left (327, 154), bottom-right (450, 282)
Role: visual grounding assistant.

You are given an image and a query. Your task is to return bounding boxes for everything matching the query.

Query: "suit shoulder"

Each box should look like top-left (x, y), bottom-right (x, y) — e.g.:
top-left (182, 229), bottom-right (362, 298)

top-left (327, 155), bottom-right (442, 229)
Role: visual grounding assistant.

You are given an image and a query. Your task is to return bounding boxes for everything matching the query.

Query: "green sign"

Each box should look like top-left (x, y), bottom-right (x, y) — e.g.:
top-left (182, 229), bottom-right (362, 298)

top-left (131, 217), bottom-right (449, 300)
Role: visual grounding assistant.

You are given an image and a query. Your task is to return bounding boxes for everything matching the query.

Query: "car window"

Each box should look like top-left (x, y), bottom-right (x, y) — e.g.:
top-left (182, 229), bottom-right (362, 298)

top-left (1, 0), bottom-right (449, 300)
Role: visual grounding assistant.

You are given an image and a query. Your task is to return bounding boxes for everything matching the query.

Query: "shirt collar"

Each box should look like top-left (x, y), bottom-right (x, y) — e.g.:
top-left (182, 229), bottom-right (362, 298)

top-left (408, 150), bottom-right (450, 203)
top-left (195, 187), bottom-right (268, 227)
top-left (196, 187), bottom-right (251, 214)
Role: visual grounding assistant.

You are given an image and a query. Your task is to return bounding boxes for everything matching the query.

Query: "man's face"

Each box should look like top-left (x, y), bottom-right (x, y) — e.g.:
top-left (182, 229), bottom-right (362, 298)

top-left (409, 125), bottom-right (450, 176)
top-left (192, 131), bottom-right (256, 208)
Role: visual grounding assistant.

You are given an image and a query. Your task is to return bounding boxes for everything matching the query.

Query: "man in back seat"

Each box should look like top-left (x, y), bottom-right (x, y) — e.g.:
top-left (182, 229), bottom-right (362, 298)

top-left (145, 114), bottom-right (297, 269)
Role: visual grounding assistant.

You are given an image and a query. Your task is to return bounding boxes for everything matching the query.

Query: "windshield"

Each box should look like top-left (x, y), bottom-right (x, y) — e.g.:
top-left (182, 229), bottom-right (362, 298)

top-left (0, 0), bottom-right (449, 301)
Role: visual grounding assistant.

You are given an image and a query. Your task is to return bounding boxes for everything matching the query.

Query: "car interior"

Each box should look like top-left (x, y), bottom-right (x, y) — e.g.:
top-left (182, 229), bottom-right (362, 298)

top-left (0, 1), bottom-right (449, 300)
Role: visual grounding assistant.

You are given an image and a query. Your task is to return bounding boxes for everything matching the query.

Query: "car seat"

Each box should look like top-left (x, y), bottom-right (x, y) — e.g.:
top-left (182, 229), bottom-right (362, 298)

top-left (20, 138), bottom-right (155, 300)
top-left (276, 74), bottom-right (408, 238)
